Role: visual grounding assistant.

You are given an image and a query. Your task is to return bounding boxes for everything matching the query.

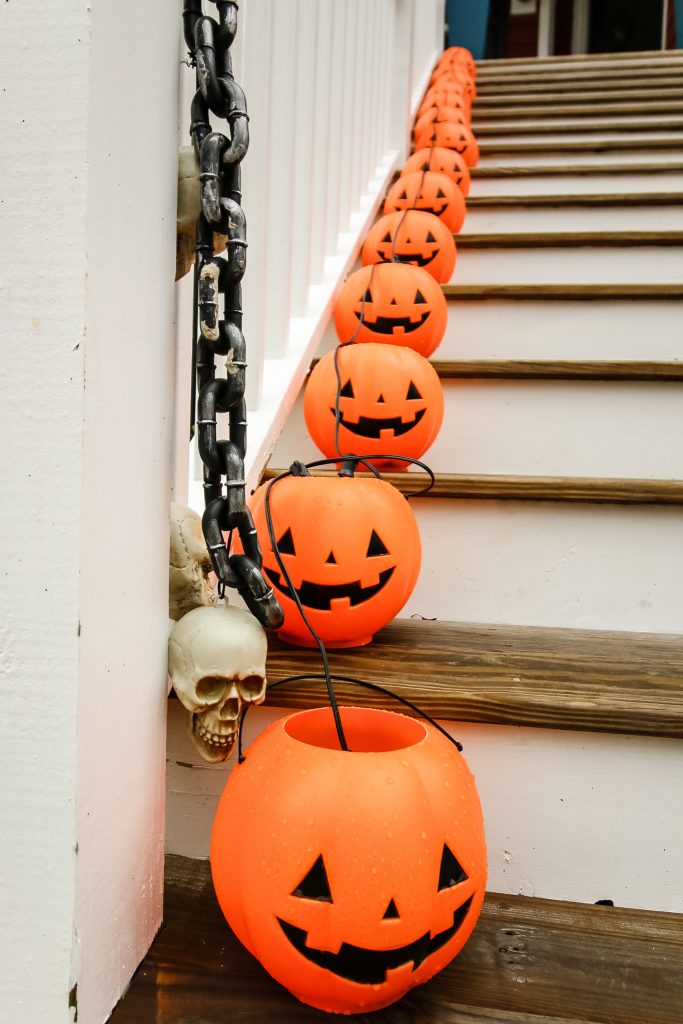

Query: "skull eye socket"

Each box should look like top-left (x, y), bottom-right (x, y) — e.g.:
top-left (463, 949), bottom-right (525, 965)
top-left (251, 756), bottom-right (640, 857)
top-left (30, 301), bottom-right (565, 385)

top-left (277, 527), bottom-right (296, 555)
top-left (438, 843), bottom-right (468, 890)
top-left (366, 530), bottom-right (389, 557)
top-left (196, 675), bottom-right (227, 702)
top-left (238, 674), bottom-right (265, 700)
top-left (292, 854), bottom-right (333, 903)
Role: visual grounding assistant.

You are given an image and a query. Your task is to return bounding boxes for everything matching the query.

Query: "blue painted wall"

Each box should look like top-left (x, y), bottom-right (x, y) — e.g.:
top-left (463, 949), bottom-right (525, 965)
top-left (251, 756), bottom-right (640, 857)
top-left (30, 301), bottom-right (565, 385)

top-left (676, 0), bottom-right (683, 47)
top-left (446, 0), bottom-right (491, 58)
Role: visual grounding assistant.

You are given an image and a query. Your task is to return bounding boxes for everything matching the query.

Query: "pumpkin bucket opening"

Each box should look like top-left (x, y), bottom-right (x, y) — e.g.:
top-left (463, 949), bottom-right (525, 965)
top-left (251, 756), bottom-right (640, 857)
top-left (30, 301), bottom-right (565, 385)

top-left (284, 706), bottom-right (426, 753)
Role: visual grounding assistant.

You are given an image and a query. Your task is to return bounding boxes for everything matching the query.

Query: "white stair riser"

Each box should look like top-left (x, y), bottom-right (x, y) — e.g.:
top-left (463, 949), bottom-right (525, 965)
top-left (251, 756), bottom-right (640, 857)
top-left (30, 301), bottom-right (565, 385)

top-left (451, 246), bottom-right (683, 284)
top-left (406, 500), bottom-right (682, 633)
top-left (463, 205), bottom-right (683, 231)
top-left (469, 173), bottom-right (683, 197)
top-left (473, 115), bottom-right (683, 130)
top-left (271, 381), bottom-right (683, 478)
top-left (441, 300), bottom-right (683, 360)
top-left (478, 130), bottom-right (683, 146)
top-left (478, 149), bottom-right (683, 168)
top-left (165, 701), bottom-right (683, 914)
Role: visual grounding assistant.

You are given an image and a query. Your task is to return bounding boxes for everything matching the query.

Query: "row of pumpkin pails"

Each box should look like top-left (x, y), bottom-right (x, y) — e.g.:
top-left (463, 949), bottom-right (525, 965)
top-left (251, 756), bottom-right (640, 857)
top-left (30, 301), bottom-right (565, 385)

top-left (245, 46), bottom-right (480, 650)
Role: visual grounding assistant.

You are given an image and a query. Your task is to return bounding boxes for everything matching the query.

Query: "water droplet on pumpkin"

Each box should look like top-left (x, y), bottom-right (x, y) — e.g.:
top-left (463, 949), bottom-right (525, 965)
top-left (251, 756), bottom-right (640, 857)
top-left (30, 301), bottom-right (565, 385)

top-left (385, 777), bottom-right (394, 784)
top-left (400, 759), bottom-right (409, 768)
top-left (306, 818), bottom-right (314, 826)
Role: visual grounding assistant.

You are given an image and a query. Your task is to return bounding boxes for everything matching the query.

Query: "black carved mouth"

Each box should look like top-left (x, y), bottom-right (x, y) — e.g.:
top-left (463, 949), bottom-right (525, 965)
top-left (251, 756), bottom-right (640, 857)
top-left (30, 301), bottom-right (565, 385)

top-left (377, 251), bottom-right (439, 267)
top-left (277, 895), bottom-right (473, 985)
top-left (331, 407), bottom-right (426, 439)
top-left (355, 311), bottom-right (430, 334)
top-left (265, 566), bottom-right (395, 611)
top-left (417, 204), bottom-right (448, 216)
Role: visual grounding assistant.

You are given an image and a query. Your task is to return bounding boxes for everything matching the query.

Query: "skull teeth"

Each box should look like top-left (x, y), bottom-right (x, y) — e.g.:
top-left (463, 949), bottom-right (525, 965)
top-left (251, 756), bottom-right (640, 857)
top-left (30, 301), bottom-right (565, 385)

top-left (196, 723), bottom-right (236, 746)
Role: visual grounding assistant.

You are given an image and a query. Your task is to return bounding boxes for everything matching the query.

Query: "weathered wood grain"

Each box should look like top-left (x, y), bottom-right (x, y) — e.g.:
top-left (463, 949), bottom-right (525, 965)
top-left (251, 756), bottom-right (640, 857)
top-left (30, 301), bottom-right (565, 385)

top-left (264, 618), bottom-right (683, 739)
top-left (109, 855), bottom-right (683, 1024)
top-left (471, 162), bottom-right (683, 176)
top-left (261, 467), bottom-right (683, 505)
top-left (443, 282), bottom-right (683, 298)
top-left (430, 359), bottom-right (683, 381)
top-left (455, 230), bottom-right (683, 248)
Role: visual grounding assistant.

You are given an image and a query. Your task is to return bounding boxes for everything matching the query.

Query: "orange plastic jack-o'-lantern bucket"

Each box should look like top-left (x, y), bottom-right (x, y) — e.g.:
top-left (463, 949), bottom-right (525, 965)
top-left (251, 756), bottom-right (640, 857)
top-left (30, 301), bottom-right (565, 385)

top-left (361, 210), bottom-right (456, 282)
top-left (211, 705), bottom-right (487, 1014)
top-left (383, 170), bottom-right (466, 233)
top-left (304, 343), bottom-right (444, 470)
top-left (247, 473), bottom-right (421, 648)
top-left (413, 121), bottom-right (480, 167)
top-left (402, 146), bottom-right (471, 197)
top-left (334, 263), bottom-right (447, 357)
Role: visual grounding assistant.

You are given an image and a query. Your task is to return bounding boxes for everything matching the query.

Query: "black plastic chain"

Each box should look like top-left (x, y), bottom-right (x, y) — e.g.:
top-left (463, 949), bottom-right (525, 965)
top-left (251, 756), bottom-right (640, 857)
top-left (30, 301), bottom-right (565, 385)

top-left (184, 0), bottom-right (283, 630)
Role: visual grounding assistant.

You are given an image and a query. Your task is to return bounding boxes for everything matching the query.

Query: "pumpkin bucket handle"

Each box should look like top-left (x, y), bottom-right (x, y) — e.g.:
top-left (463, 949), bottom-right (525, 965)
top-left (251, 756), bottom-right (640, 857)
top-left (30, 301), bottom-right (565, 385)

top-left (237, 673), bottom-right (462, 763)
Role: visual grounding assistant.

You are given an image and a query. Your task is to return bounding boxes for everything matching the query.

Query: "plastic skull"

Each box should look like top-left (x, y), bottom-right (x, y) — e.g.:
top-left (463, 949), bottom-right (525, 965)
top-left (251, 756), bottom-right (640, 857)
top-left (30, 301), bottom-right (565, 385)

top-left (168, 604), bottom-right (268, 763)
top-left (169, 503), bottom-right (216, 622)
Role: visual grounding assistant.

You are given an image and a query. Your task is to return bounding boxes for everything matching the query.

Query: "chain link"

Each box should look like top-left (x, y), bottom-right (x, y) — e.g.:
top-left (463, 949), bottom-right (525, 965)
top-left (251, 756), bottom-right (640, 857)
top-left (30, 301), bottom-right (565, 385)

top-left (184, 0), bottom-right (283, 630)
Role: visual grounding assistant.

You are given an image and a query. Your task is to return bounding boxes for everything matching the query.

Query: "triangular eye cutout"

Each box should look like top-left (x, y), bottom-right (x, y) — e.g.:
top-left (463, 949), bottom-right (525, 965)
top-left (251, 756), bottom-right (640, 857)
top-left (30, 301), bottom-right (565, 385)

top-left (292, 855), bottom-right (333, 902)
top-left (381, 232), bottom-right (392, 243)
top-left (436, 188), bottom-right (446, 198)
top-left (398, 190), bottom-right (407, 200)
top-left (276, 527), bottom-right (296, 555)
top-left (438, 844), bottom-right (468, 890)
top-left (426, 231), bottom-right (436, 243)
top-left (382, 898), bottom-right (400, 920)
top-left (340, 379), bottom-right (355, 398)
top-left (406, 381), bottom-right (422, 400)
top-left (362, 288), bottom-right (373, 303)
top-left (414, 289), bottom-right (427, 304)
top-left (405, 236), bottom-right (412, 244)
top-left (366, 530), bottom-right (389, 557)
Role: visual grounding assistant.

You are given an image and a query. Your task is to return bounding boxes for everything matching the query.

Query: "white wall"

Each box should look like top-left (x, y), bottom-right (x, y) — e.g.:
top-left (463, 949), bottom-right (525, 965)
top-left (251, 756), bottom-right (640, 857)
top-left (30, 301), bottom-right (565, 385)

top-left (0, 2), bottom-right (179, 1022)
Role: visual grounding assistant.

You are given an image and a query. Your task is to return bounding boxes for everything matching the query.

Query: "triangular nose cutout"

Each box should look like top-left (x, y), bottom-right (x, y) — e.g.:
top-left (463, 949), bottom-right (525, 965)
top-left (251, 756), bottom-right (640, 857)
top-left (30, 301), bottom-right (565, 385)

top-left (377, 394), bottom-right (385, 403)
top-left (383, 898), bottom-right (400, 920)
top-left (325, 551), bottom-right (337, 564)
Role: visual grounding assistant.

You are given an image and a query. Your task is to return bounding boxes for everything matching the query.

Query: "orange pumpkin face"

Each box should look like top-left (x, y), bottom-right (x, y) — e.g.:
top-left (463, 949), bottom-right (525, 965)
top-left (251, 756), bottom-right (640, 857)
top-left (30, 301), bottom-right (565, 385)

top-left (439, 46), bottom-right (477, 77)
top-left (383, 171), bottom-right (466, 233)
top-left (423, 76), bottom-right (476, 105)
top-left (414, 104), bottom-right (470, 139)
top-left (361, 211), bottom-right (456, 282)
top-left (419, 89), bottom-right (471, 120)
top-left (403, 147), bottom-right (471, 197)
top-left (211, 705), bottom-right (487, 1013)
top-left (334, 263), bottom-right (447, 357)
top-left (429, 65), bottom-right (475, 89)
top-left (413, 122), bottom-right (480, 167)
top-left (247, 475), bottom-right (421, 647)
top-left (304, 343), bottom-right (444, 470)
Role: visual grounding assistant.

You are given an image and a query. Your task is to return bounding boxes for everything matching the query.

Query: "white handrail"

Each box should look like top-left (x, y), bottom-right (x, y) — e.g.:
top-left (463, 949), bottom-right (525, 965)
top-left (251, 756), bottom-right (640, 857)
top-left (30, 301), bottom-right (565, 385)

top-left (178, 0), bottom-right (445, 505)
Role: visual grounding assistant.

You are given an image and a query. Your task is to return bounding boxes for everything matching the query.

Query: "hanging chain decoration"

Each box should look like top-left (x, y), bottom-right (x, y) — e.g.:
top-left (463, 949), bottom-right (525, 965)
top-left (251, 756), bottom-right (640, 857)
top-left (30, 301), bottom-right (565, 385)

top-left (183, 0), bottom-right (283, 630)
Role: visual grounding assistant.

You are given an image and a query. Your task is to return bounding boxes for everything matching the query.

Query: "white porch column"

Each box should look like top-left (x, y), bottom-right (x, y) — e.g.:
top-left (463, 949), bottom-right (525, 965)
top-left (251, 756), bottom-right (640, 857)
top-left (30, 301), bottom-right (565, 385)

top-left (0, 2), bottom-right (179, 1022)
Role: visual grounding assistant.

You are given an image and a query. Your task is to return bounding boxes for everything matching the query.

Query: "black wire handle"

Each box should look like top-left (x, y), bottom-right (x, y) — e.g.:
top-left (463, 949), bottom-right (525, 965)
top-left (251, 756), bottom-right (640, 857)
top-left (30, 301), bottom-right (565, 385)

top-left (237, 673), bottom-right (463, 763)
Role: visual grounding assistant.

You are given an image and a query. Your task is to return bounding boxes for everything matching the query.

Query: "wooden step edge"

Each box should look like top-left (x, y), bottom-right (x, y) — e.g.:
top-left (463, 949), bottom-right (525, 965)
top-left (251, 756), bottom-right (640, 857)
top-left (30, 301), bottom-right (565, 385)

top-left (477, 72), bottom-right (683, 90)
top-left (479, 138), bottom-right (683, 155)
top-left (472, 101), bottom-right (683, 118)
top-left (265, 618), bottom-right (683, 740)
top-left (456, 230), bottom-right (683, 248)
top-left (475, 92), bottom-right (683, 108)
top-left (431, 359), bottom-right (683, 381)
top-left (471, 162), bottom-right (683, 177)
top-left (110, 856), bottom-right (682, 1024)
top-left (477, 48), bottom-right (683, 67)
top-left (473, 120), bottom-right (683, 137)
top-left (309, 357), bottom-right (683, 382)
top-left (443, 283), bottom-right (683, 299)
top-left (261, 468), bottom-right (683, 505)
top-left (465, 193), bottom-right (683, 207)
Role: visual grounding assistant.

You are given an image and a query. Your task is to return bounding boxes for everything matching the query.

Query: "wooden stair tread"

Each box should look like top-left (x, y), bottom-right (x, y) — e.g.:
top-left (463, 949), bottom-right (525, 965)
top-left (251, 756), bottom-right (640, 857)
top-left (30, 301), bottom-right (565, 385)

top-left (479, 139), bottom-right (683, 155)
top-left (465, 194), bottom-right (683, 207)
top-left (474, 90), bottom-right (683, 104)
top-left (310, 358), bottom-right (683, 381)
top-left (265, 618), bottom-right (683, 739)
top-left (456, 230), bottom-right (683, 248)
top-left (109, 855), bottom-right (683, 1024)
top-left (261, 468), bottom-right (683, 505)
top-left (443, 283), bottom-right (683, 298)
top-left (471, 162), bottom-right (683, 176)
top-left (474, 120), bottom-right (683, 136)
